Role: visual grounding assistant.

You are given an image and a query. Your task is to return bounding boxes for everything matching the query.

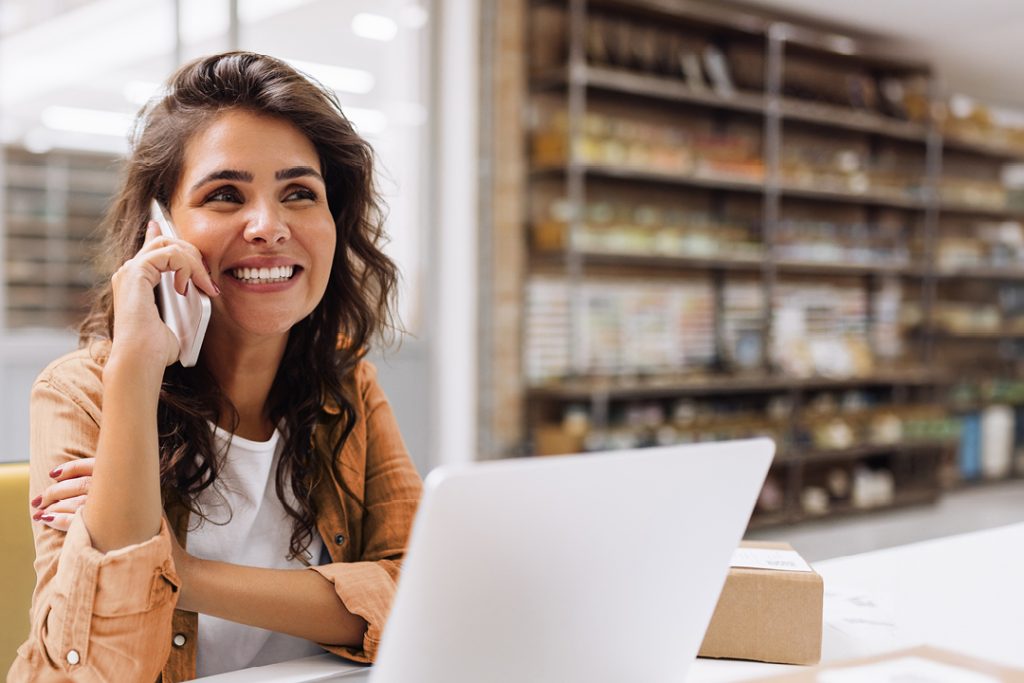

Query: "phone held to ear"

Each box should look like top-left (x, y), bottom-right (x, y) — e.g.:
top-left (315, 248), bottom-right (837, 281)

top-left (151, 199), bottom-right (211, 367)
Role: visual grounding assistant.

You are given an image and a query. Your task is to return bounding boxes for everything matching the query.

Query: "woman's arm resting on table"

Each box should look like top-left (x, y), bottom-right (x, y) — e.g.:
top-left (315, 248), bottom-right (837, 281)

top-left (175, 548), bottom-right (367, 646)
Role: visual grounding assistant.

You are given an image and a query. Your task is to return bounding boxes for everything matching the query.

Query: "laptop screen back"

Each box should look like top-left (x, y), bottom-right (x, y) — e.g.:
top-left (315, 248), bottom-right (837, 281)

top-left (371, 438), bottom-right (774, 683)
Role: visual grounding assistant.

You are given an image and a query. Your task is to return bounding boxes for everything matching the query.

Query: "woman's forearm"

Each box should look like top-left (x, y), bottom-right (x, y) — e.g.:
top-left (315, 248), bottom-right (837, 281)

top-left (179, 556), bottom-right (367, 646)
top-left (82, 349), bottom-right (165, 553)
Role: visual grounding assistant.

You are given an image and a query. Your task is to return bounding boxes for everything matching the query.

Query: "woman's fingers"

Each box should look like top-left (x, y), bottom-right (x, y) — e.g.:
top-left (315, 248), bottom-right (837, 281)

top-left (39, 512), bottom-right (75, 533)
top-left (48, 457), bottom-right (95, 482)
top-left (34, 494), bottom-right (87, 519)
top-left (135, 229), bottom-right (218, 298)
top-left (34, 475), bottom-right (91, 510)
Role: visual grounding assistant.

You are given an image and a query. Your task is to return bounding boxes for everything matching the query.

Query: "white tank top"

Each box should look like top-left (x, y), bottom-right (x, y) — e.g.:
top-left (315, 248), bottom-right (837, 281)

top-left (187, 424), bottom-right (325, 678)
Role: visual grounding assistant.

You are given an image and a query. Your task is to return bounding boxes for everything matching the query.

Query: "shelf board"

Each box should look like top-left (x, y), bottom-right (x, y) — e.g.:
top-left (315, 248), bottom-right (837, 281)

top-left (779, 183), bottom-right (926, 210)
top-left (533, 65), bottom-right (931, 143)
top-left (527, 369), bottom-right (945, 400)
top-left (929, 328), bottom-right (1024, 341)
top-left (531, 163), bottom-right (767, 193)
top-left (532, 65), bottom-right (767, 116)
top-left (784, 440), bottom-right (957, 464)
top-left (751, 486), bottom-right (940, 529)
top-left (779, 99), bottom-right (928, 142)
top-left (531, 250), bottom-right (763, 272)
top-left (532, 163), bottom-right (929, 211)
top-left (530, 250), bottom-right (921, 277)
top-left (775, 258), bottom-right (921, 277)
top-left (937, 202), bottom-right (1024, 220)
top-left (936, 266), bottom-right (1024, 281)
top-left (941, 135), bottom-right (1024, 161)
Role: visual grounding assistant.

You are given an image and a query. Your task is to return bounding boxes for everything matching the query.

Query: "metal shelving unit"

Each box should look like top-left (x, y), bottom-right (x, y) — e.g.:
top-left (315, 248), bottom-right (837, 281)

top-left (519, 0), bottom-right (1024, 528)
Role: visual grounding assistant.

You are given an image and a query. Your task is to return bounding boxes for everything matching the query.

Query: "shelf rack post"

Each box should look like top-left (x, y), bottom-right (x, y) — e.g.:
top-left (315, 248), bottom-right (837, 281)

top-left (565, 0), bottom-right (599, 422)
top-left (920, 75), bottom-right (944, 366)
top-left (761, 22), bottom-right (786, 372)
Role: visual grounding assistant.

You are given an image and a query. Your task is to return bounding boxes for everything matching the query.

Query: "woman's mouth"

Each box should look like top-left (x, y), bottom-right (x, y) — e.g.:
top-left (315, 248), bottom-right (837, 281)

top-left (229, 265), bottom-right (299, 284)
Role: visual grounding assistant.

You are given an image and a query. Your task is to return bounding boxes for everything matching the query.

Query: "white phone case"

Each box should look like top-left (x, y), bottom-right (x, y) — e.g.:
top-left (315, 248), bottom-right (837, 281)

top-left (151, 199), bottom-right (211, 367)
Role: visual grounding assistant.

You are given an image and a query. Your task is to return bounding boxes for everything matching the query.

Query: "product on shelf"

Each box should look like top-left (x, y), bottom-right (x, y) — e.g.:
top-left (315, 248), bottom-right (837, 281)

top-left (532, 194), bottom-right (762, 260)
top-left (800, 486), bottom-right (829, 515)
top-left (524, 276), bottom-right (715, 381)
top-left (980, 405), bottom-right (1014, 480)
top-left (722, 282), bottom-right (764, 371)
top-left (756, 473), bottom-right (786, 513)
top-left (771, 283), bottom-right (872, 377)
top-left (851, 466), bottom-right (895, 509)
top-left (774, 219), bottom-right (910, 266)
top-left (939, 94), bottom-right (1024, 155)
top-left (937, 221), bottom-right (1024, 271)
top-left (531, 108), bottom-right (764, 182)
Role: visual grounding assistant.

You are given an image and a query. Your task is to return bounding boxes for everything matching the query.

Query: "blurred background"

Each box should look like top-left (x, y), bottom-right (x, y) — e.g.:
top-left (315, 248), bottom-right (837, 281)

top-left (3, 0), bottom-right (1024, 552)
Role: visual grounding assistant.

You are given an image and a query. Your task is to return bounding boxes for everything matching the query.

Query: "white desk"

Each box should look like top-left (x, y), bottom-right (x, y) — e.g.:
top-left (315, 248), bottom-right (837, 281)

top-left (195, 522), bottom-right (1024, 682)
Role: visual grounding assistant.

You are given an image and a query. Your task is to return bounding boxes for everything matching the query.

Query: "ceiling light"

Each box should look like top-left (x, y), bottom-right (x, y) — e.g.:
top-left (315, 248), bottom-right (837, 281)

top-left (352, 13), bottom-right (398, 41)
top-left (285, 58), bottom-right (374, 95)
top-left (41, 105), bottom-right (133, 137)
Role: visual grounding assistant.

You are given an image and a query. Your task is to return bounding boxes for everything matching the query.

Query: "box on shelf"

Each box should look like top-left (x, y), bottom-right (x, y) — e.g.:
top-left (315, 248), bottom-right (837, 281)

top-left (698, 541), bottom-right (823, 666)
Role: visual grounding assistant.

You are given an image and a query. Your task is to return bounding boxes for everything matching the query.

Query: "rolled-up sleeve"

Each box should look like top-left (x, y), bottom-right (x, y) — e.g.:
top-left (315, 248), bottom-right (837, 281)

top-left (9, 370), bottom-right (180, 682)
top-left (308, 361), bottom-right (422, 663)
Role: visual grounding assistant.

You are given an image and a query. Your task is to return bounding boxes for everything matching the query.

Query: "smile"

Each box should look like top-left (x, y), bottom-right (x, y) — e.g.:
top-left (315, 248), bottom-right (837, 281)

top-left (230, 265), bottom-right (297, 284)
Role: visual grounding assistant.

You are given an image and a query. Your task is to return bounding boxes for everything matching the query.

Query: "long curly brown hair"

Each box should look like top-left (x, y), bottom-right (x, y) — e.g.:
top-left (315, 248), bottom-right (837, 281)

top-left (79, 51), bottom-right (398, 562)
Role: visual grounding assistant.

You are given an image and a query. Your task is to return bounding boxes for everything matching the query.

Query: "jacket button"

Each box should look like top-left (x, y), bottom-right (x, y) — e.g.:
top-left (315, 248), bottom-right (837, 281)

top-left (66, 649), bottom-right (80, 665)
top-left (334, 534), bottom-right (345, 544)
top-left (173, 633), bottom-right (187, 647)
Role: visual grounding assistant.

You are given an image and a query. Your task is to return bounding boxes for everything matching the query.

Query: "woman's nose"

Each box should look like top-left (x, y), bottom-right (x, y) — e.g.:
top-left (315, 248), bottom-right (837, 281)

top-left (243, 204), bottom-right (290, 245)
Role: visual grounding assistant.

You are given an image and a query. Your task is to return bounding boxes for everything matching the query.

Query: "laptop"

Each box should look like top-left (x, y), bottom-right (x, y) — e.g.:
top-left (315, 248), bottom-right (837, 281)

top-left (217, 438), bottom-right (773, 683)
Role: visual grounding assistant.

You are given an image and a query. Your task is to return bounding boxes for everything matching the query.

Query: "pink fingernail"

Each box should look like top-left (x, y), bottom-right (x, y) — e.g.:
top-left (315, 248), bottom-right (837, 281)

top-left (32, 511), bottom-right (43, 521)
top-left (49, 467), bottom-right (62, 479)
top-left (41, 515), bottom-right (55, 522)
top-left (31, 495), bottom-right (42, 508)
top-left (213, 282), bottom-right (221, 295)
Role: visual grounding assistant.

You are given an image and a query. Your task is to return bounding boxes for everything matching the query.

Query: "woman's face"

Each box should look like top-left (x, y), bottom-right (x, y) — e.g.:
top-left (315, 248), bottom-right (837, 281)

top-left (169, 109), bottom-right (336, 343)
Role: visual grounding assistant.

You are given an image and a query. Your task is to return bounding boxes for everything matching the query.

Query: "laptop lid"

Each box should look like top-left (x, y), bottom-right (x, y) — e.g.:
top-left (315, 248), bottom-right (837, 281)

top-left (370, 438), bottom-right (774, 683)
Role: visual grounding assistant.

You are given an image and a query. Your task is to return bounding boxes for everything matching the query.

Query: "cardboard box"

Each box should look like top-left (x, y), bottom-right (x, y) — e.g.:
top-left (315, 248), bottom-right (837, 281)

top-left (745, 645), bottom-right (1024, 681)
top-left (698, 541), bottom-right (823, 665)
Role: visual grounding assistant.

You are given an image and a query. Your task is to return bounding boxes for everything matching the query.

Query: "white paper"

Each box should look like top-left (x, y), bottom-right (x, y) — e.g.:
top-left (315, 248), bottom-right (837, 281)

top-left (821, 586), bottom-right (906, 659)
top-left (730, 547), bottom-right (813, 572)
top-left (818, 656), bottom-right (1000, 683)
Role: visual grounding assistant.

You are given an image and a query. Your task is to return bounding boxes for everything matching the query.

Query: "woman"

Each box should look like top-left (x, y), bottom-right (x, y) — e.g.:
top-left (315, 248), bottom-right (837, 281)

top-left (9, 52), bottom-right (423, 682)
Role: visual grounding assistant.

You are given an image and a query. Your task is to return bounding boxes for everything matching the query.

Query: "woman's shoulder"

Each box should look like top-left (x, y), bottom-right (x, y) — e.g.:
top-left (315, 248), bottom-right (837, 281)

top-left (34, 340), bottom-right (111, 409)
top-left (321, 358), bottom-right (380, 417)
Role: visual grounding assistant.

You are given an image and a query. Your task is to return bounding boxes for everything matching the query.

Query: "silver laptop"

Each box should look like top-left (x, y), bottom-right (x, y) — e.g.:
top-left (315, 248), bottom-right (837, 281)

top-left (211, 438), bottom-right (773, 683)
top-left (349, 438), bottom-right (772, 683)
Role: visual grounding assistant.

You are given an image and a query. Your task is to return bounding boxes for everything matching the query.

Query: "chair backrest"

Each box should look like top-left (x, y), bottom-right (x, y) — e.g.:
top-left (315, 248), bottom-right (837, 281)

top-left (0, 462), bottom-right (35, 675)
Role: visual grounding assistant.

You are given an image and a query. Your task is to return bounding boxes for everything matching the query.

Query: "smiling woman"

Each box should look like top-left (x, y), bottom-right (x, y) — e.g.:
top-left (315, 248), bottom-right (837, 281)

top-left (8, 52), bottom-right (422, 683)
top-left (172, 110), bottom-right (337, 350)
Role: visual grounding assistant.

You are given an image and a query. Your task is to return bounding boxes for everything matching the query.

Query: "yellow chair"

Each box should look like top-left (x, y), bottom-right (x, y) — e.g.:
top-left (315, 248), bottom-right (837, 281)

top-left (0, 462), bottom-right (35, 675)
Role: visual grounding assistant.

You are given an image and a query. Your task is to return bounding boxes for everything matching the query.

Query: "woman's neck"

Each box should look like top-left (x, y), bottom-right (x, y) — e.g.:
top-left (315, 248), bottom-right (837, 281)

top-left (200, 329), bottom-right (288, 441)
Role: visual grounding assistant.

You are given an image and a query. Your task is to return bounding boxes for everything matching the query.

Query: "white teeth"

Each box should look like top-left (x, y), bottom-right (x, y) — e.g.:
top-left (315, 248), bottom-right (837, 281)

top-left (231, 265), bottom-right (295, 283)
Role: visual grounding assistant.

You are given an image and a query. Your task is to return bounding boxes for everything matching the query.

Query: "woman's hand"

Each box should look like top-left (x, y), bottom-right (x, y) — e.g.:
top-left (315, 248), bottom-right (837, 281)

top-left (31, 458), bottom-right (95, 532)
top-left (111, 221), bottom-right (219, 367)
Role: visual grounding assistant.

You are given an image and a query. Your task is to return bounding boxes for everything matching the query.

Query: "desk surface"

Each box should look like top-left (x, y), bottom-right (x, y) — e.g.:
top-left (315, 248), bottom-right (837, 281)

top-left (194, 522), bottom-right (1024, 682)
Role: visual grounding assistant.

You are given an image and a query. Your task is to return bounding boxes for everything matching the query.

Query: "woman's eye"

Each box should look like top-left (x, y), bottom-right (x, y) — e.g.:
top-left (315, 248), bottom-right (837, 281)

top-left (284, 187), bottom-right (318, 202)
top-left (205, 187), bottom-right (242, 203)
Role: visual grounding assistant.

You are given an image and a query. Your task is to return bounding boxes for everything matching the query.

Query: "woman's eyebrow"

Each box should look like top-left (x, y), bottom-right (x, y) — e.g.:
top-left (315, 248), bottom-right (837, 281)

top-left (190, 169), bottom-right (253, 193)
top-left (276, 166), bottom-right (324, 183)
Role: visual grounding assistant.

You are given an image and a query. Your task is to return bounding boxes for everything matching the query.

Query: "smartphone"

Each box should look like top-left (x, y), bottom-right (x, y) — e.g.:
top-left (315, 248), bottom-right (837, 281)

top-left (151, 199), bottom-right (211, 367)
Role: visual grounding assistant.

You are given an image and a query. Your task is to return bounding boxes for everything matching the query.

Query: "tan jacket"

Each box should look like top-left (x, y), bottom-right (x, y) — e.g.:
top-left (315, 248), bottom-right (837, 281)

top-left (8, 342), bottom-right (423, 682)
